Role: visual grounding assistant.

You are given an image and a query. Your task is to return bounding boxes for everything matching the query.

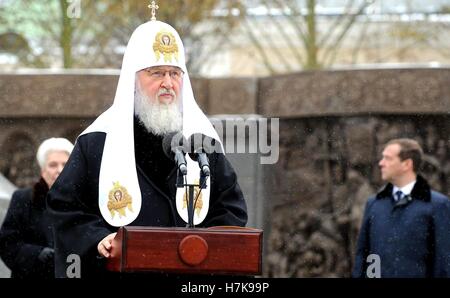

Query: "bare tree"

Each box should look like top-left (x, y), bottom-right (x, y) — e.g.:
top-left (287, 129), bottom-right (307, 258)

top-left (351, 0), bottom-right (450, 64)
top-left (0, 0), bottom-right (242, 72)
top-left (240, 0), bottom-right (375, 73)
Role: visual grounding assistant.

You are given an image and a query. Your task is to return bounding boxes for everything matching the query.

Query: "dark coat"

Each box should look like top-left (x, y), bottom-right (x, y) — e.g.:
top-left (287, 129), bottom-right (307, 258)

top-left (352, 175), bottom-right (450, 278)
top-left (0, 178), bottom-right (55, 278)
top-left (47, 119), bottom-right (248, 278)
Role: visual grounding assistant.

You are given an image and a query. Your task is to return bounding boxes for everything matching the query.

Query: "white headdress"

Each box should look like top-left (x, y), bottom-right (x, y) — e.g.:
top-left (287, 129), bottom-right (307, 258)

top-left (80, 20), bottom-right (222, 227)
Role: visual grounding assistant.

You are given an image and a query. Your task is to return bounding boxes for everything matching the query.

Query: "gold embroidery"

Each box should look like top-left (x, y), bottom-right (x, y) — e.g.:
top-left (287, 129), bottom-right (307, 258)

top-left (153, 31), bottom-right (179, 63)
top-left (182, 180), bottom-right (203, 217)
top-left (107, 182), bottom-right (133, 218)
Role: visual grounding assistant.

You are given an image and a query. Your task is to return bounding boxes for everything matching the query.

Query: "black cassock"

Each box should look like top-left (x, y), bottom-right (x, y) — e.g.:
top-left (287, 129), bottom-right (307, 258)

top-left (47, 118), bottom-right (247, 277)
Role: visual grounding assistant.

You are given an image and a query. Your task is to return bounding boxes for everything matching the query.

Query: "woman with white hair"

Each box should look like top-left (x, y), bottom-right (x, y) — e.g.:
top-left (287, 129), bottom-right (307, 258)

top-left (0, 137), bottom-right (73, 278)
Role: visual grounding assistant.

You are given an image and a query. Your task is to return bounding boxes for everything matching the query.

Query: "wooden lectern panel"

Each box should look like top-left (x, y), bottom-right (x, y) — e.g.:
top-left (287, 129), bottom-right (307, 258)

top-left (106, 226), bottom-right (262, 275)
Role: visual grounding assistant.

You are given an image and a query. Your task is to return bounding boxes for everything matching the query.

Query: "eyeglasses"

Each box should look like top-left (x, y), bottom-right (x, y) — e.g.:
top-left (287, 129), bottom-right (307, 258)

top-left (145, 68), bottom-right (184, 80)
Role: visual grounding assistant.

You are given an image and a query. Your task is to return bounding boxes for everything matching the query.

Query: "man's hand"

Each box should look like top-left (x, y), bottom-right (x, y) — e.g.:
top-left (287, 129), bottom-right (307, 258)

top-left (97, 233), bottom-right (117, 258)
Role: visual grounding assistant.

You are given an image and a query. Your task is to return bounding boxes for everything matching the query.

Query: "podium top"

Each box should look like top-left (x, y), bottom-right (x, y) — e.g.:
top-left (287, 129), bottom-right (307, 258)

top-left (107, 225), bottom-right (263, 275)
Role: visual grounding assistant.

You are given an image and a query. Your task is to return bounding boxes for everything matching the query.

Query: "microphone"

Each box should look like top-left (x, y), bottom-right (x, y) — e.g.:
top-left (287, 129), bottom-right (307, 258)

top-left (196, 153), bottom-right (210, 176)
top-left (188, 133), bottom-right (215, 177)
top-left (162, 132), bottom-right (188, 175)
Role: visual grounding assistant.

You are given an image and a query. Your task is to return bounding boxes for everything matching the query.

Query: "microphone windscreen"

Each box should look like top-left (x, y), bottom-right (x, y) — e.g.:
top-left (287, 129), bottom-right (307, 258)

top-left (162, 132), bottom-right (186, 159)
top-left (188, 133), bottom-right (219, 154)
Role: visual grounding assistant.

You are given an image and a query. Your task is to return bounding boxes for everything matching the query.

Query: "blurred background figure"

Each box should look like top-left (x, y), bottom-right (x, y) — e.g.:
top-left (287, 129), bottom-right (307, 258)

top-left (0, 137), bottom-right (73, 278)
top-left (352, 138), bottom-right (450, 278)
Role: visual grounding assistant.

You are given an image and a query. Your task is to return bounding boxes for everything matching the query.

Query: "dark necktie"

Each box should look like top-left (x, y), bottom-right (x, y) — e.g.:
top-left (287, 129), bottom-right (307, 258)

top-left (395, 190), bottom-right (403, 202)
top-left (394, 190), bottom-right (411, 207)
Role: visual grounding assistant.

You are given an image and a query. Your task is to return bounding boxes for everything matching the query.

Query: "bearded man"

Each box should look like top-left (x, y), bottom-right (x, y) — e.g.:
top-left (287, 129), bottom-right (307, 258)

top-left (47, 15), bottom-right (247, 278)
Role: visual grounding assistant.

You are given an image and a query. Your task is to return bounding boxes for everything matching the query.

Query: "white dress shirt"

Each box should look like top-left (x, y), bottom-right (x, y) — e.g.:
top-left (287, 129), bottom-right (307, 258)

top-left (392, 180), bottom-right (416, 201)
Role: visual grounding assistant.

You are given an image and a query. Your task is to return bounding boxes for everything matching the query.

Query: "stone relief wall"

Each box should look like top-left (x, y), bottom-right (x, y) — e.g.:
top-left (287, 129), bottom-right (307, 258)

top-left (0, 68), bottom-right (448, 277)
top-left (0, 118), bottom-right (93, 188)
top-left (258, 68), bottom-right (450, 117)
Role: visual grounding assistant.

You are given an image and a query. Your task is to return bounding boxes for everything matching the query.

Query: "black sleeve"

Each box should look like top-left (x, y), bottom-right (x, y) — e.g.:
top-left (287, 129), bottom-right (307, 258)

top-left (46, 136), bottom-right (112, 278)
top-left (0, 190), bottom-right (45, 275)
top-left (202, 153), bottom-right (248, 227)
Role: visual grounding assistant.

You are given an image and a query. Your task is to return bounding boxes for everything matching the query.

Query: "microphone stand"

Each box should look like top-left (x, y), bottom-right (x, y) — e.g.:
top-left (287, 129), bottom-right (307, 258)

top-left (176, 168), bottom-right (209, 228)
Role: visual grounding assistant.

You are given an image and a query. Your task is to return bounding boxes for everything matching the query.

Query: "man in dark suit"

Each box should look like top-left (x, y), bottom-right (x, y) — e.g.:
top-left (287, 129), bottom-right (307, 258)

top-left (353, 138), bottom-right (450, 278)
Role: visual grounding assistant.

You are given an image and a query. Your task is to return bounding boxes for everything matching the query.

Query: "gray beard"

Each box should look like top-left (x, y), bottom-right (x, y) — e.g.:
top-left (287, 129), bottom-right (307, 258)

top-left (134, 87), bottom-right (182, 136)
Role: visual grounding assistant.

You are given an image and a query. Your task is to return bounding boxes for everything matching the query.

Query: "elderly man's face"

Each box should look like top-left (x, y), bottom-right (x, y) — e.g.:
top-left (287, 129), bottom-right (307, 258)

top-left (136, 66), bottom-right (183, 105)
top-left (41, 150), bottom-right (70, 188)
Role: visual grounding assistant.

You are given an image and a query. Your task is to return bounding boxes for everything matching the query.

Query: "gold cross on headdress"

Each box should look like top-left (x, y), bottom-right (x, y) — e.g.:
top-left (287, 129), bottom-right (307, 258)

top-left (148, 1), bottom-right (159, 21)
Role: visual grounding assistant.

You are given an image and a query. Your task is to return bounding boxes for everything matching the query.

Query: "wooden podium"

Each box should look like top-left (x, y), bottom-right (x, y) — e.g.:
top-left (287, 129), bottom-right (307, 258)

top-left (106, 226), bottom-right (263, 275)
